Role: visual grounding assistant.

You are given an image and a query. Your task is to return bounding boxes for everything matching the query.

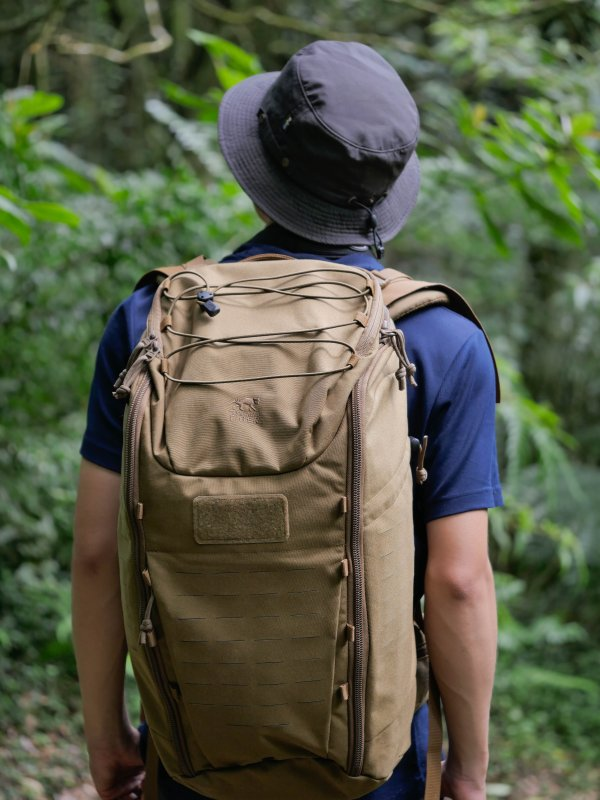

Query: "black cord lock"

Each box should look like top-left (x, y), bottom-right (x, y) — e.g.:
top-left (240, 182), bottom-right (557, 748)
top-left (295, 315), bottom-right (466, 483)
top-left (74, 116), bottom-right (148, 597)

top-left (197, 290), bottom-right (221, 317)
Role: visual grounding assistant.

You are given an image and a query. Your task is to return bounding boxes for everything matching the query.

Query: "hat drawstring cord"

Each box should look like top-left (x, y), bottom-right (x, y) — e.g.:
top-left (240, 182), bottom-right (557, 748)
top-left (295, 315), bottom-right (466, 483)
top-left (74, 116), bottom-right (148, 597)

top-left (349, 198), bottom-right (385, 260)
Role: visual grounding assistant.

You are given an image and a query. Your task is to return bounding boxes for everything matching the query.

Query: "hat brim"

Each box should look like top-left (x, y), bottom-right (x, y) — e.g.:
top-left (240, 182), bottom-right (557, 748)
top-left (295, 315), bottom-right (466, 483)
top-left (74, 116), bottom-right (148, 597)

top-left (218, 72), bottom-right (420, 246)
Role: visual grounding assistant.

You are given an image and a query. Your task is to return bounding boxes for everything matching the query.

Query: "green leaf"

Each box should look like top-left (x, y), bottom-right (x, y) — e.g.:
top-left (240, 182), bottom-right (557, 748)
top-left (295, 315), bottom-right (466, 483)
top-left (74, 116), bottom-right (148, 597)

top-left (54, 164), bottom-right (95, 193)
top-left (21, 201), bottom-right (80, 228)
top-left (215, 66), bottom-right (248, 91)
top-left (514, 665), bottom-right (599, 695)
top-left (547, 162), bottom-right (583, 224)
top-left (0, 247), bottom-right (18, 271)
top-left (514, 181), bottom-right (583, 245)
top-left (473, 190), bottom-right (511, 256)
top-left (188, 30), bottom-right (261, 89)
top-left (522, 109), bottom-right (558, 145)
top-left (573, 142), bottom-right (600, 188)
top-left (188, 30), bottom-right (261, 73)
top-left (482, 140), bottom-right (539, 170)
top-left (9, 91), bottom-right (64, 120)
top-left (571, 112), bottom-right (597, 138)
top-left (160, 80), bottom-right (219, 121)
top-left (479, 141), bottom-right (510, 162)
top-left (0, 195), bottom-right (31, 243)
top-left (0, 185), bottom-right (21, 204)
top-left (92, 167), bottom-right (127, 202)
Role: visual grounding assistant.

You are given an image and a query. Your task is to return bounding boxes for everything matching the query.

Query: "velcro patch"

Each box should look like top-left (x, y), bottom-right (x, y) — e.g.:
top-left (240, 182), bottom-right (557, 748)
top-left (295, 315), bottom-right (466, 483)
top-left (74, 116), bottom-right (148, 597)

top-left (192, 494), bottom-right (289, 545)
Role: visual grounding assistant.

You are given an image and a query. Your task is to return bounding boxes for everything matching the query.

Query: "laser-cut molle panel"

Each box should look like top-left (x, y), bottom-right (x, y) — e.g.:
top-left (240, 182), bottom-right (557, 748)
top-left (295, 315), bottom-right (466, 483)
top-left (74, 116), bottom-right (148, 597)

top-left (148, 550), bottom-right (348, 769)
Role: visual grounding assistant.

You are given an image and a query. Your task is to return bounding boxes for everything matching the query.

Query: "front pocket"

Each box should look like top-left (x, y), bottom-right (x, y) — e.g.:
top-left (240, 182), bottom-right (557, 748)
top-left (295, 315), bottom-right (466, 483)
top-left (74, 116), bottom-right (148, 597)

top-left (361, 483), bottom-right (415, 778)
top-left (147, 549), bottom-right (345, 769)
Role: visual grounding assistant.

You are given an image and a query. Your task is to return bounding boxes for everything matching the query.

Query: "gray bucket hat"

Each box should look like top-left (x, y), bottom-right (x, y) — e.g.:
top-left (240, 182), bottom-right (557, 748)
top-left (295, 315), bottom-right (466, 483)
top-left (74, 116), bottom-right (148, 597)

top-left (218, 40), bottom-right (420, 251)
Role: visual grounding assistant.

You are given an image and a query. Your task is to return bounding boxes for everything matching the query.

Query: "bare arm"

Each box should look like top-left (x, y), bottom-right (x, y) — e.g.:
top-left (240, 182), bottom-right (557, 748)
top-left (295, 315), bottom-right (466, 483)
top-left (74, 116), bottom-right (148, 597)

top-left (425, 509), bottom-right (497, 800)
top-left (72, 457), bottom-right (144, 799)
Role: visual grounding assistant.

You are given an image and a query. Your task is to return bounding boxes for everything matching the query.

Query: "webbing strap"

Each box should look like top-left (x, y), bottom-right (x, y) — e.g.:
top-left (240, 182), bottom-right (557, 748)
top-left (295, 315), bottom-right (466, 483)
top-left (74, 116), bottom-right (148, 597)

top-left (424, 668), bottom-right (443, 800)
top-left (141, 729), bottom-right (159, 800)
top-left (376, 268), bottom-right (500, 403)
top-left (134, 254), bottom-right (212, 290)
top-left (242, 252), bottom-right (295, 261)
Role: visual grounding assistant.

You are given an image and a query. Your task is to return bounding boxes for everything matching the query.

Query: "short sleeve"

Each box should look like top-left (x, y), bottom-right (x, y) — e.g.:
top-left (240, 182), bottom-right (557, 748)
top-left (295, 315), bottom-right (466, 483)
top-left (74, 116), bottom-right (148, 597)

top-left (418, 328), bottom-right (503, 522)
top-left (81, 285), bottom-right (155, 472)
top-left (80, 306), bottom-right (131, 473)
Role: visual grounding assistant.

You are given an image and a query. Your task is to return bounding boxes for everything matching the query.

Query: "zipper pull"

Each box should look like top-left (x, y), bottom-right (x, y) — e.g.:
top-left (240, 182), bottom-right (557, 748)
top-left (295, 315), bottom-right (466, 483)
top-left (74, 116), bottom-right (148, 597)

top-left (112, 366), bottom-right (129, 395)
top-left (113, 348), bottom-right (156, 400)
top-left (395, 364), bottom-right (407, 392)
top-left (416, 435), bottom-right (428, 485)
top-left (139, 571), bottom-right (157, 647)
top-left (139, 617), bottom-right (157, 648)
top-left (113, 358), bottom-right (144, 400)
top-left (391, 330), bottom-right (417, 391)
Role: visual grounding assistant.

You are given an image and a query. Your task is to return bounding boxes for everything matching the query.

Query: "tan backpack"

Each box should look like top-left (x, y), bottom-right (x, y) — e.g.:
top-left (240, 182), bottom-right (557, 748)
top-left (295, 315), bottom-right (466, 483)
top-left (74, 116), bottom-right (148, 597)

top-left (114, 256), bottom-right (497, 800)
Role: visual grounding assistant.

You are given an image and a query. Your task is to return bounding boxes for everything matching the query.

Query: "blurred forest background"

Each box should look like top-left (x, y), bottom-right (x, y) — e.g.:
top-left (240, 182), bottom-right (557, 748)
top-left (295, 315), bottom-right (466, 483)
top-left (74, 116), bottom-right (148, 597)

top-left (0, 1), bottom-right (599, 798)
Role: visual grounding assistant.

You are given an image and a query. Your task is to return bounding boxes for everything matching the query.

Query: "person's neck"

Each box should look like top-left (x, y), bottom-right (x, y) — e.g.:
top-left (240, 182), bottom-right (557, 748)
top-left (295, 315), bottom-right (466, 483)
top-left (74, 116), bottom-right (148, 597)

top-left (252, 223), bottom-right (370, 258)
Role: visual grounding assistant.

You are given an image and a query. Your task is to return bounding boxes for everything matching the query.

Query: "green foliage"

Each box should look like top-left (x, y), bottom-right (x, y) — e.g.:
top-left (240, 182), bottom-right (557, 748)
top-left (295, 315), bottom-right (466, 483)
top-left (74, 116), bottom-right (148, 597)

top-left (492, 632), bottom-right (600, 783)
top-left (495, 359), bottom-right (577, 498)
top-left (188, 30), bottom-right (262, 90)
top-left (0, 76), bottom-right (258, 735)
top-left (461, 97), bottom-right (599, 249)
top-left (0, 89), bottom-right (84, 246)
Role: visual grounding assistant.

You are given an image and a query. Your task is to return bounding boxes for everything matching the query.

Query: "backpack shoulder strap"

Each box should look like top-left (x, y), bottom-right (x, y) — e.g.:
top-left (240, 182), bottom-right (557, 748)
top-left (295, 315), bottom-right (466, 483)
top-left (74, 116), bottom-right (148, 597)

top-left (135, 254), bottom-right (212, 290)
top-left (242, 253), bottom-right (295, 262)
top-left (377, 268), bottom-right (500, 402)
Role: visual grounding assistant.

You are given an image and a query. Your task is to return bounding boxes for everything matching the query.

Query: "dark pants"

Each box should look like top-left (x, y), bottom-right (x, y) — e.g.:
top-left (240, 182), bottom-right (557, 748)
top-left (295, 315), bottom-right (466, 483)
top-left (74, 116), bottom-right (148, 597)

top-left (139, 704), bottom-right (428, 800)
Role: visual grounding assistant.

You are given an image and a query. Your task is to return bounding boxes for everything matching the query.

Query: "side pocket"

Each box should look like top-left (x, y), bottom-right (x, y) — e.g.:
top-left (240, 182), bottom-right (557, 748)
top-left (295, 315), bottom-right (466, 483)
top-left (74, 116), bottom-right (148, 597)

top-left (414, 622), bottom-right (429, 711)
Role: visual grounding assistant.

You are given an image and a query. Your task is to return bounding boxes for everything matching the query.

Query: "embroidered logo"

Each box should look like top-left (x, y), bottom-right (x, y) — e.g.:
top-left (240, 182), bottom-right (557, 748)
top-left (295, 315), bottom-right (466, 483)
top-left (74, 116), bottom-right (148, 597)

top-left (228, 396), bottom-right (261, 425)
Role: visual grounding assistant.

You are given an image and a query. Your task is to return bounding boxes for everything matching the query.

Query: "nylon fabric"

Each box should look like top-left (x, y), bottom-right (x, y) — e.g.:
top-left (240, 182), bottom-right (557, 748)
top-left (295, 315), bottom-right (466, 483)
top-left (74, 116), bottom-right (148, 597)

top-left (144, 260), bottom-right (378, 476)
top-left (117, 257), bottom-right (424, 799)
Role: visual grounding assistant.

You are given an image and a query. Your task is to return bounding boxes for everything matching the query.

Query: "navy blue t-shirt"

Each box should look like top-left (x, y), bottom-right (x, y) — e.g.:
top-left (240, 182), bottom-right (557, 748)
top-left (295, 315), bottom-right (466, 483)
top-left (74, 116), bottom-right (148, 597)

top-left (80, 227), bottom-right (502, 800)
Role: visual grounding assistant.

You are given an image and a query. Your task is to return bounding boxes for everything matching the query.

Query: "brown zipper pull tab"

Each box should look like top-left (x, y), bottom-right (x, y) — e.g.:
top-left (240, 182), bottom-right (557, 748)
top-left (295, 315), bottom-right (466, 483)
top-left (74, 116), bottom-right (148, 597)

top-left (140, 617), bottom-right (157, 648)
top-left (416, 435), bottom-right (429, 485)
top-left (139, 576), bottom-right (157, 647)
top-left (113, 367), bottom-right (128, 394)
top-left (391, 330), bottom-right (417, 390)
top-left (113, 337), bottom-right (160, 400)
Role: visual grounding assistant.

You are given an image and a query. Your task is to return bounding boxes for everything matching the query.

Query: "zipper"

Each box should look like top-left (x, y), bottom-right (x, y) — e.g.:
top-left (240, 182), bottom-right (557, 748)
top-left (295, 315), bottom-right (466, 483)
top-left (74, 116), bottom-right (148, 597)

top-left (347, 334), bottom-right (411, 776)
top-left (146, 615), bottom-right (195, 777)
top-left (347, 365), bottom-right (371, 776)
top-left (114, 333), bottom-right (159, 400)
top-left (124, 367), bottom-right (195, 778)
top-left (125, 374), bottom-right (152, 623)
top-left (355, 278), bottom-right (384, 357)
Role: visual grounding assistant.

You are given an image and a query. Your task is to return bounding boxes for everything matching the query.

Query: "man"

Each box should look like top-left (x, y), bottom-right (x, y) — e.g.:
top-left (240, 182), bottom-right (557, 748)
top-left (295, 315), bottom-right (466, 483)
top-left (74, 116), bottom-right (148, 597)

top-left (72, 40), bottom-right (499, 800)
